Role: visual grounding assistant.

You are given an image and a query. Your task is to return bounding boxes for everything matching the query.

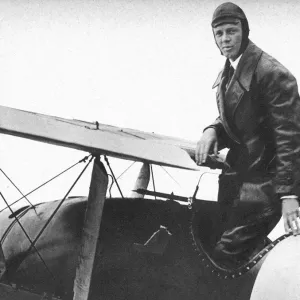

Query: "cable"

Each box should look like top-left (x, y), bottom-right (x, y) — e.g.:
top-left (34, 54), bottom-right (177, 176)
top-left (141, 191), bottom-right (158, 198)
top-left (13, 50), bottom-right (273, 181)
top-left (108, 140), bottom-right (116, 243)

top-left (7, 155), bottom-right (94, 277)
top-left (116, 161), bottom-right (136, 180)
top-left (159, 166), bottom-right (182, 188)
top-left (0, 192), bottom-right (57, 282)
top-left (191, 171), bottom-right (218, 205)
top-left (31, 155), bottom-right (94, 247)
top-left (0, 169), bottom-right (36, 210)
top-left (107, 174), bottom-right (114, 198)
top-left (0, 155), bottom-right (91, 214)
top-left (104, 156), bottom-right (124, 198)
top-left (150, 165), bottom-right (156, 200)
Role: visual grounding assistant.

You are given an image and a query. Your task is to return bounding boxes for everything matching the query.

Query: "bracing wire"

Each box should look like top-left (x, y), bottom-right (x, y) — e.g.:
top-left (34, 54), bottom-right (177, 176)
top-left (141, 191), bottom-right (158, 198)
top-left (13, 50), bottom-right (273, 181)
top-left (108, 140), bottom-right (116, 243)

top-left (150, 165), bottom-right (156, 200)
top-left (116, 161), bottom-right (136, 180)
top-left (0, 169), bottom-right (35, 210)
top-left (0, 154), bottom-right (91, 214)
top-left (107, 161), bottom-right (135, 197)
top-left (159, 166), bottom-right (182, 188)
top-left (30, 155), bottom-right (94, 247)
top-left (7, 155), bottom-right (94, 277)
top-left (104, 156), bottom-right (124, 198)
top-left (0, 192), bottom-right (57, 282)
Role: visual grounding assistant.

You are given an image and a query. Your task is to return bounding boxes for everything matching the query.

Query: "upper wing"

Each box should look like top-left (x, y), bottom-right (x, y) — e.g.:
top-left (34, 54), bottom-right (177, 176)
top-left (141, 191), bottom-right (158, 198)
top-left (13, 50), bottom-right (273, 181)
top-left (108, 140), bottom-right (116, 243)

top-left (0, 105), bottom-right (202, 170)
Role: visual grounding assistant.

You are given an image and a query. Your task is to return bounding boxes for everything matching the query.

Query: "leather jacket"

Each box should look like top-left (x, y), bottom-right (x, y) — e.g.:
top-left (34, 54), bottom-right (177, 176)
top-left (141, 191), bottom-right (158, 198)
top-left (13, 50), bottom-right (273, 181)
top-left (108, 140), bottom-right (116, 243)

top-left (207, 40), bottom-right (300, 196)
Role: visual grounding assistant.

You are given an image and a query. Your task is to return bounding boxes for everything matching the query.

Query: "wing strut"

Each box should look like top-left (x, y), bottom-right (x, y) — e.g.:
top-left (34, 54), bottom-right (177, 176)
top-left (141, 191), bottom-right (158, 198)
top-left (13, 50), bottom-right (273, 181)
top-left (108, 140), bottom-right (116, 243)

top-left (131, 163), bottom-right (150, 198)
top-left (73, 155), bottom-right (108, 300)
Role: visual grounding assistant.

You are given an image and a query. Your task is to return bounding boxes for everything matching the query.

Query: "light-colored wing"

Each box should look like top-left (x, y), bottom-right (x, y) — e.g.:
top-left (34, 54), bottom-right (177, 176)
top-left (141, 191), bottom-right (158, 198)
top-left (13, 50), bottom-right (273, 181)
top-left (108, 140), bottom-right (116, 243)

top-left (0, 105), bottom-right (200, 170)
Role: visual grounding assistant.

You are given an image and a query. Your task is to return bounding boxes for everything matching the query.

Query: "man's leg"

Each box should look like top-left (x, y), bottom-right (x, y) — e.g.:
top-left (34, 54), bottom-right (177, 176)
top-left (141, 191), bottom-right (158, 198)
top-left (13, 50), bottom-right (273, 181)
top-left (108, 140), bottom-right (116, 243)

top-left (213, 178), bottom-right (282, 269)
top-left (213, 209), bottom-right (281, 269)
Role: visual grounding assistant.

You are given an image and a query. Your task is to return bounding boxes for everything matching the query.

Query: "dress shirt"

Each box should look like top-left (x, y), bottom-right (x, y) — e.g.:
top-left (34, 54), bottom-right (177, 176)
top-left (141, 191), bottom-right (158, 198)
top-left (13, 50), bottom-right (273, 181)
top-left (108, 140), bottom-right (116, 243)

top-left (229, 54), bottom-right (242, 70)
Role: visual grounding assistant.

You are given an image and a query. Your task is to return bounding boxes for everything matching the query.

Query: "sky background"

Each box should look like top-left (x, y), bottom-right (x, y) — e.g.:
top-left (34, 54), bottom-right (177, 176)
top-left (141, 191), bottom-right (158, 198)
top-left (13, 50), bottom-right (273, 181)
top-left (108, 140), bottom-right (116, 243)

top-left (0, 0), bottom-right (299, 238)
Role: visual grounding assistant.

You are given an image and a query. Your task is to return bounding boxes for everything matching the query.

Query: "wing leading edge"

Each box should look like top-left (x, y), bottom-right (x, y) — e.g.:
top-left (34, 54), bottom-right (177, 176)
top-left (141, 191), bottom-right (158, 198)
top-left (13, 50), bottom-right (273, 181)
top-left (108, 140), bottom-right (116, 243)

top-left (0, 105), bottom-right (200, 170)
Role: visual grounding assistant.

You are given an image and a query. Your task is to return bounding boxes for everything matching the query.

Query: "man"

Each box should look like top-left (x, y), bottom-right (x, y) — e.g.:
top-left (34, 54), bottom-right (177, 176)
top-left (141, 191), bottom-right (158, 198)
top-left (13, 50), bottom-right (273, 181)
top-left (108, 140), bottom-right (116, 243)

top-left (196, 2), bottom-right (300, 269)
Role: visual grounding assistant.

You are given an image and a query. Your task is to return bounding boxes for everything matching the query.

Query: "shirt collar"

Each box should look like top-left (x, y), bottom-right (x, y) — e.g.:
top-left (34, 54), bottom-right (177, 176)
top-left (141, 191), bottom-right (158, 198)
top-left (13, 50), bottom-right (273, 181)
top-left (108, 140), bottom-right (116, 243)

top-left (212, 41), bottom-right (263, 91)
top-left (230, 54), bottom-right (242, 70)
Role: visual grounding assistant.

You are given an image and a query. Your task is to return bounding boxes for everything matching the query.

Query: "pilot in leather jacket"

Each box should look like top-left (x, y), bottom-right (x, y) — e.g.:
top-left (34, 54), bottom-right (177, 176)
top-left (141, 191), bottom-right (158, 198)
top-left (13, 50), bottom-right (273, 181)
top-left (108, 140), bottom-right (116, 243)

top-left (196, 2), bottom-right (300, 268)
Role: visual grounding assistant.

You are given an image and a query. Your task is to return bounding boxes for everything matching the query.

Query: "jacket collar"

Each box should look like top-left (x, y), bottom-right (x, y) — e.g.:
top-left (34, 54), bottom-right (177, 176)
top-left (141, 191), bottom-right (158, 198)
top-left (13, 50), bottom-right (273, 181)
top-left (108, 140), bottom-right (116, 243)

top-left (212, 40), bottom-right (263, 91)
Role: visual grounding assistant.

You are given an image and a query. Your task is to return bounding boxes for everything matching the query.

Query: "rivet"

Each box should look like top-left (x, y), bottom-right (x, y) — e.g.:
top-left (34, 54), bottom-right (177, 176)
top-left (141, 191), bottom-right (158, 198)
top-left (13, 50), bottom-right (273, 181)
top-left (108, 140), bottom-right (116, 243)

top-left (266, 249), bottom-right (269, 252)
top-left (239, 272), bottom-right (242, 275)
top-left (247, 267), bottom-right (250, 270)
top-left (253, 261), bottom-right (257, 263)
top-left (232, 275), bottom-right (235, 278)
top-left (259, 255), bottom-right (262, 258)
top-left (224, 276), bottom-right (228, 279)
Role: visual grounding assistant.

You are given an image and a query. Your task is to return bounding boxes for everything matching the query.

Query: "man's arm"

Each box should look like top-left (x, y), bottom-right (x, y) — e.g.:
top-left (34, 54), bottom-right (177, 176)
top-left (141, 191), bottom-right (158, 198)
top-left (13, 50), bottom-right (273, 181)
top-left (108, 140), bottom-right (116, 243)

top-left (261, 65), bottom-right (300, 195)
top-left (260, 60), bottom-right (300, 235)
top-left (195, 116), bottom-right (229, 164)
top-left (203, 116), bottom-right (230, 150)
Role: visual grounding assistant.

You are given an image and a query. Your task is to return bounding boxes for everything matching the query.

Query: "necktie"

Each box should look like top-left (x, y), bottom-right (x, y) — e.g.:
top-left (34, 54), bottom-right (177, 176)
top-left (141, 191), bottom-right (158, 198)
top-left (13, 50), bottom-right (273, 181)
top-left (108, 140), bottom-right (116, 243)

top-left (226, 65), bottom-right (234, 90)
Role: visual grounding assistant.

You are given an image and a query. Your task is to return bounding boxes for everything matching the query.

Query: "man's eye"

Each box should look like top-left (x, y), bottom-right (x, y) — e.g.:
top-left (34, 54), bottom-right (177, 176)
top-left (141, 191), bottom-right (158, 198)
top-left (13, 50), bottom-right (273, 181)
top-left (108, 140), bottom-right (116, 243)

top-left (215, 32), bottom-right (222, 37)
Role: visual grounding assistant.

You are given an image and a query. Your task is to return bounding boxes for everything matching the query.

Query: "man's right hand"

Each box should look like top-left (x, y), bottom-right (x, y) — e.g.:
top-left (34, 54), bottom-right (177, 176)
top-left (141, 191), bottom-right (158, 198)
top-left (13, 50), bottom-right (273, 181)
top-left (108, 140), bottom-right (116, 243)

top-left (195, 128), bottom-right (218, 165)
top-left (282, 198), bottom-right (300, 236)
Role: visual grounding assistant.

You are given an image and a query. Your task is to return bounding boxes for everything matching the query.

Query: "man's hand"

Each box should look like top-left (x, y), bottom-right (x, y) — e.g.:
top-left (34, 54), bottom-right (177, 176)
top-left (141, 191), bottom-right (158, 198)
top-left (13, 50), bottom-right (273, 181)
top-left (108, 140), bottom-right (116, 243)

top-left (195, 128), bottom-right (218, 165)
top-left (282, 198), bottom-right (300, 236)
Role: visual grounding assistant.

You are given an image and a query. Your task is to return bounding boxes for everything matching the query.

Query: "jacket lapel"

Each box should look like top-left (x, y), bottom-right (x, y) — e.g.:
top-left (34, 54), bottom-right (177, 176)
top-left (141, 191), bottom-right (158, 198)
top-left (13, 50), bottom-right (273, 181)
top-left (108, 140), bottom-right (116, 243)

top-left (225, 41), bottom-right (263, 114)
top-left (212, 69), bottom-right (224, 89)
top-left (225, 77), bottom-right (245, 119)
top-left (212, 40), bottom-right (263, 143)
top-left (217, 77), bottom-right (241, 144)
top-left (234, 40), bottom-right (263, 92)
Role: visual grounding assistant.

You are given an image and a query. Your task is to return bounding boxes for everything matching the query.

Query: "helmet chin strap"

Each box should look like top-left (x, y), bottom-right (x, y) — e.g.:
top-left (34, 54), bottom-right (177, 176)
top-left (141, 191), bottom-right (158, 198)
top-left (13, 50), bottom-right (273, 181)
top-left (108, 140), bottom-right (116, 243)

top-left (237, 24), bottom-right (249, 58)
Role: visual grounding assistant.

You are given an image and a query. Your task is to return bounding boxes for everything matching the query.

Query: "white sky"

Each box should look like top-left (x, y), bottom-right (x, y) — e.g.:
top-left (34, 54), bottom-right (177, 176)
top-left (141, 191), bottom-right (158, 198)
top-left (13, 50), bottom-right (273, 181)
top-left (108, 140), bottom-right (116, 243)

top-left (0, 0), bottom-right (298, 238)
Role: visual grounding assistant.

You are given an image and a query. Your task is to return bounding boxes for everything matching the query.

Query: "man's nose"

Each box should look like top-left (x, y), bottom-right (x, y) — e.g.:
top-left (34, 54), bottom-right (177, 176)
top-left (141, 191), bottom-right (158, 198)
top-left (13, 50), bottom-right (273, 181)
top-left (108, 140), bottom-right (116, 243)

top-left (222, 33), bottom-right (230, 43)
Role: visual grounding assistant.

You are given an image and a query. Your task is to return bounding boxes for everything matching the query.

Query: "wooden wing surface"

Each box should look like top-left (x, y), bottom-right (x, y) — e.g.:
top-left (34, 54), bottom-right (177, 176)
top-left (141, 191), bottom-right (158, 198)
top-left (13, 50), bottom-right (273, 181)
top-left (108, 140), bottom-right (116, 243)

top-left (0, 105), bottom-right (200, 170)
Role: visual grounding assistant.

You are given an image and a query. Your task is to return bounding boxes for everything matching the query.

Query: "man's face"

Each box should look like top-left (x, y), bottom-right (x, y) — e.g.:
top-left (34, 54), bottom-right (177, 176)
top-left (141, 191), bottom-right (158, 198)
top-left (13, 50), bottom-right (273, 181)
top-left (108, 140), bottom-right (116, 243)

top-left (213, 21), bottom-right (243, 61)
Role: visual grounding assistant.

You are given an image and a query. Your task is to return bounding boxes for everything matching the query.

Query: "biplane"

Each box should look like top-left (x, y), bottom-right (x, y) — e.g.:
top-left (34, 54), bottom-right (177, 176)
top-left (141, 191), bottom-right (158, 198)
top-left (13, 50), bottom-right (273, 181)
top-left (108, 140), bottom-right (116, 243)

top-left (0, 104), bottom-right (297, 300)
